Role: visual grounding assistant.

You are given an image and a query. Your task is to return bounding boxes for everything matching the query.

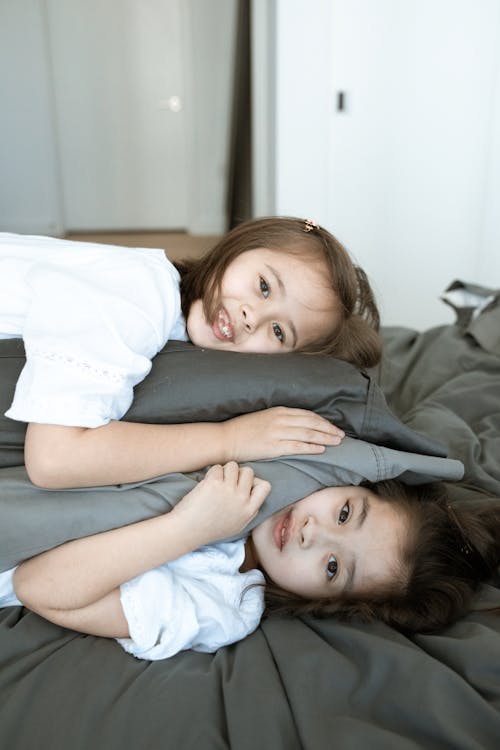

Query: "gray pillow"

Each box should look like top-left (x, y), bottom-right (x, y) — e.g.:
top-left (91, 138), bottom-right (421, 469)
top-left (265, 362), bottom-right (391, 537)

top-left (0, 338), bottom-right (445, 469)
top-left (0, 442), bottom-right (463, 571)
top-left (0, 339), bottom-right (463, 571)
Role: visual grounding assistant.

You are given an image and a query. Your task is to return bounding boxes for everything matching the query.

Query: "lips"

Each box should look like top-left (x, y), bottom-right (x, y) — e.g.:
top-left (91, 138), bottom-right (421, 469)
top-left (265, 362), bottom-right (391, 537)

top-left (212, 306), bottom-right (234, 342)
top-left (273, 510), bottom-right (292, 551)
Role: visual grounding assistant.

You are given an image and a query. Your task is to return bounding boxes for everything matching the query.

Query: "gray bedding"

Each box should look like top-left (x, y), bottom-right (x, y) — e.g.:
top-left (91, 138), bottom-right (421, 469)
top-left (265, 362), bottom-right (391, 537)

top-left (1, 286), bottom-right (500, 749)
top-left (0, 341), bottom-right (462, 570)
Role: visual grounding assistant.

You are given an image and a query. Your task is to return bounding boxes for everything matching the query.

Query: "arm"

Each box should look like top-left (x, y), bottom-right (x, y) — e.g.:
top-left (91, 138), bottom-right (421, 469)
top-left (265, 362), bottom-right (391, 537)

top-left (25, 407), bottom-right (343, 488)
top-left (13, 462), bottom-right (271, 637)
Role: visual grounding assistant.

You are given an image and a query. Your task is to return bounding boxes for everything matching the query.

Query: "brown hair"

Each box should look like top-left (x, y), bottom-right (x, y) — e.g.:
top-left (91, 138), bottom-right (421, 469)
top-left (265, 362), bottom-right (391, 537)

top-left (174, 216), bottom-right (382, 369)
top-left (262, 480), bottom-right (500, 633)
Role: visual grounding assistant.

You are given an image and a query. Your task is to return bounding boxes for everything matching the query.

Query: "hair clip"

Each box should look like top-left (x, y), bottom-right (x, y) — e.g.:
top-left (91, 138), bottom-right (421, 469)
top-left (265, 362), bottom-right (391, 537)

top-left (447, 504), bottom-right (473, 556)
top-left (303, 218), bottom-right (319, 233)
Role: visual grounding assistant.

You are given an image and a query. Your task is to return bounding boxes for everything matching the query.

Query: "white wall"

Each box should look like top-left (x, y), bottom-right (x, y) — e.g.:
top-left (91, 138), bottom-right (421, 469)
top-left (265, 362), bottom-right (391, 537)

top-left (252, 0), bottom-right (500, 330)
top-left (274, 0), bottom-right (332, 225)
top-left (478, 26), bottom-right (500, 285)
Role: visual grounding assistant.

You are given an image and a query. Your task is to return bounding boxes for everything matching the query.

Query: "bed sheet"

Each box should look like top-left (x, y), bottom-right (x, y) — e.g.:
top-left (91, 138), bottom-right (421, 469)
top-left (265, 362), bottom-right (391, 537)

top-left (1, 289), bottom-right (500, 749)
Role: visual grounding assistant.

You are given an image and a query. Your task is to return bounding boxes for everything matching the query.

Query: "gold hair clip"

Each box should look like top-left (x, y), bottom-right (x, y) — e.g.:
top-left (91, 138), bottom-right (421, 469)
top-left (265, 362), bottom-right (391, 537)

top-left (303, 218), bottom-right (319, 233)
top-left (447, 504), bottom-right (473, 556)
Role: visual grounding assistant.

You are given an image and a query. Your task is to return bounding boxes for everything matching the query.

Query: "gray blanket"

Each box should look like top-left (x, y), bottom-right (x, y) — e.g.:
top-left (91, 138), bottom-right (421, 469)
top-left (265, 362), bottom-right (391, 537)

top-left (0, 287), bottom-right (499, 749)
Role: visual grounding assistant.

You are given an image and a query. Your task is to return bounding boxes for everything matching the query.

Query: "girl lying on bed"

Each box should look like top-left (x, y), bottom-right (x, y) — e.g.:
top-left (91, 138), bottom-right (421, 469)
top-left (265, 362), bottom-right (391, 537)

top-left (0, 217), bottom-right (380, 489)
top-left (2, 464), bottom-right (499, 659)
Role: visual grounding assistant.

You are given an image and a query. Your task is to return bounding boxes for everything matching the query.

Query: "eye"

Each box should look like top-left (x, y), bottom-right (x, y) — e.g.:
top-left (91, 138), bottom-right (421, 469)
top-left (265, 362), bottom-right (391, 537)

top-left (272, 322), bottom-right (285, 344)
top-left (326, 554), bottom-right (338, 581)
top-left (259, 276), bottom-right (270, 298)
top-left (338, 502), bottom-right (350, 525)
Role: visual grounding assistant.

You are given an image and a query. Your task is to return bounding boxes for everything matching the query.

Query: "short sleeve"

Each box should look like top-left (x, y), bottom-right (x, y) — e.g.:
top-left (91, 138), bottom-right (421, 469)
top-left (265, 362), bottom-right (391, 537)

top-left (5, 254), bottom-right (184, 427)
top-left (118, 567), bottom-right (203, 660)
top-left (0, 567), bottom-right (20, 608)
top-left (117, 543), bottom-right (265, 661)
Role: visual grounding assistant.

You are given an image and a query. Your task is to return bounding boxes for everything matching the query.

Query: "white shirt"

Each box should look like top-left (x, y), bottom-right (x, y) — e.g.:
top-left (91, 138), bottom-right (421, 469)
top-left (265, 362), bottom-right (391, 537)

top-left (118, 540), bottom-right (265, 659)
top-left (0, 540), bottom-right (265, 661)
top-left (0, 232), bottom-right (187, 427)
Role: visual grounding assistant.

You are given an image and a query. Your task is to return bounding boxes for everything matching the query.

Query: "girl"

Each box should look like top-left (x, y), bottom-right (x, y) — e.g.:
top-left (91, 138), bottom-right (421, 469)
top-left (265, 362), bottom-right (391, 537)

top-left (0, 217), bottom-right (381, 489)
top-left (264, 481), bottom-right (500, 634)
top-left (3, 462), bottom-right (409, 659)
top-left (4, 468), bottom-right (499, 658)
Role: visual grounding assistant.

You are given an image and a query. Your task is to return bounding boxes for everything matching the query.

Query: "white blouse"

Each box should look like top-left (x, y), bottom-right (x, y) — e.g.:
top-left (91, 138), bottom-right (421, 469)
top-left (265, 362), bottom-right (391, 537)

top-left (0, 233), bottom-right (187, 427)
top-left (117, 540), bottom-right (265, 660)
top-left (0, 540), bottom-right (265, 661)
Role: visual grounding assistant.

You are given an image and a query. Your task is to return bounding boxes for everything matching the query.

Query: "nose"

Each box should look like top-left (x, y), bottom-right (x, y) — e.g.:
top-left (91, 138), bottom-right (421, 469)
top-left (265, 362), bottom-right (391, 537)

top-left (241, 304), bottom-right (256, 333)
top-left (299, 515), bottom-right (335, 549)
top-left (299, 516), bottom-right (314, 548)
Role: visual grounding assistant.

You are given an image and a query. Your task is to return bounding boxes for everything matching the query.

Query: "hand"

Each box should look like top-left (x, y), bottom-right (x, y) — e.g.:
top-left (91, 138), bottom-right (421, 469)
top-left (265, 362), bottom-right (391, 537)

top-left (171, 462), bottom-right (271, 546)
top-left (222, 406), bottom-right (344, 463)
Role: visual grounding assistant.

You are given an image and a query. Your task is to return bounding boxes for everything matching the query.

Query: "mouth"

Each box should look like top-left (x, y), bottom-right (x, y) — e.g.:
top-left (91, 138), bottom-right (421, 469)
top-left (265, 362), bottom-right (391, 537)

top-left (273, 509), bottom-right (293, 551)
top-left (211, 306), bottom-right (234, 342)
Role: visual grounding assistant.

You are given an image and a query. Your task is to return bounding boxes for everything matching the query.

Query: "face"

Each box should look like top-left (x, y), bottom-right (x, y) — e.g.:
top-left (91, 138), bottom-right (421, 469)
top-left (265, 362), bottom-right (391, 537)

top-left (186, 247), bottom-right (339, 353)
top-left (250, 486), bottom-right (409, 598)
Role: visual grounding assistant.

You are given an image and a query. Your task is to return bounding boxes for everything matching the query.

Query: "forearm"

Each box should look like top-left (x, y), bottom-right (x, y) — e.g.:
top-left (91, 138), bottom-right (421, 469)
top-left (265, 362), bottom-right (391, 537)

top-left (25, 407), bottom-right (341, 489)
top-left (25, 420), bottom-right (230, 488)
top-left (13, 508), bottom-right (205, 612)
top-left (25, 588), bottom-right (130, 639)
top-left (14, 462), bottom-right (270, 637)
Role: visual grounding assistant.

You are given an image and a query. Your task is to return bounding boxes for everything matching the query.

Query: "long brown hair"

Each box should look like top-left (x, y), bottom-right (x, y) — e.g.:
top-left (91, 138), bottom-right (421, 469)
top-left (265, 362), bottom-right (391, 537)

top-left (261, 480), bottom-right (500, 633)
top-left (175, 217), bottom-right (382, 369)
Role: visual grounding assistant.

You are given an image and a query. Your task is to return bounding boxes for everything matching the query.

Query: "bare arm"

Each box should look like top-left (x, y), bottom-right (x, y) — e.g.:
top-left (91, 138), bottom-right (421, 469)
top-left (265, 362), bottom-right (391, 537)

top-left (25, 408), bottom-right (343, 489)
top-left (14, 463), bottom-right (271, 637)
top-left (25, 420), bottom-right (230, 488)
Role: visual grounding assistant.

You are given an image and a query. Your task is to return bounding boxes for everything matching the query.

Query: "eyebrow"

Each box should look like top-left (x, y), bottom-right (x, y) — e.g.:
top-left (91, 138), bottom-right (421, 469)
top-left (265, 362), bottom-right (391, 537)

top-left (342, 496), bottom-right (370, 594)
top-left (265, 263), bottom-right (298, 347)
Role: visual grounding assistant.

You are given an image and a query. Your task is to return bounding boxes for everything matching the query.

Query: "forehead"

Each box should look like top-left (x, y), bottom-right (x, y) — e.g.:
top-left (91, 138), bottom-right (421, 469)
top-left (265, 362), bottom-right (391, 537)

top-left (238, 246), bottom-right (327, 276)
top-left (348, 493), bottom-right (408, 595)
top-left (248, 247), bottom-right (339, 333)
top-left (303, 486), bottom-right (408, 595)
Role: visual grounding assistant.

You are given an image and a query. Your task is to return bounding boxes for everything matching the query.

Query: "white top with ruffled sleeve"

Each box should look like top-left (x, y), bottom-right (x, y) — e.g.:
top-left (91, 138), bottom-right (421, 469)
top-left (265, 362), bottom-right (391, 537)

top-left (0, 540), bottom-right (265, 661)
top-left (0, 232), bottom-right (187, 427)
top-left (117, 540), bottom-right (265, 660)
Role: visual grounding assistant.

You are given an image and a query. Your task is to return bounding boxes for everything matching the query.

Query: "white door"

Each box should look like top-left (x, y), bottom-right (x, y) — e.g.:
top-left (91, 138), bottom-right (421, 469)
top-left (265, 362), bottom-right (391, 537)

top-left (46, 0), bottom-right (188, 231)
top-left (328, 0), bottom-right (500, 328)
top-left (262, 0), bottom-right (500, 329)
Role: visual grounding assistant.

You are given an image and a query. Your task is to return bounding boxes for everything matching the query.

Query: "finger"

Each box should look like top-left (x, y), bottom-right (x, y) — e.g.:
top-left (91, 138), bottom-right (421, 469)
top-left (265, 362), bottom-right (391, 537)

top-left (307, 429), bottom-right (343, 444)
top-left (250, 479), bottom-right (272, 506)
top-left (222, 461), bottom-right (240, 483)
top-left (315, 422), bottom-right (344, 438)
top-left (236, 465), bottom-right (255, 492)
top-left (252, 475), bottom-right (269, 488)
top-left (329, 422), bottom-right (346, 437)
top-left (280, 428), bottom-right (342, 446)
top-left (271, 406), bottom-right (323, 417)
top-left (277, 441), bottom-right (328, 456)
top-left (275, 409), bottom-right (344, 437)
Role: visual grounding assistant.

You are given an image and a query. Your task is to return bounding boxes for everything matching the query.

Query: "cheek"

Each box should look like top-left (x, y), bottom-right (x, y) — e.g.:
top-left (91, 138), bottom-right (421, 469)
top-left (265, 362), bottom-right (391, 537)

top-left (186, 301), bottom-right (207, 334)
top-left (237, 336), bottom-right (276, 355)
top-left (219, 258), bottom-right (257, 299)
top-left (264, 553), bottom-right (306, 591)
top-left (219, 266), bottom-right (243, 296)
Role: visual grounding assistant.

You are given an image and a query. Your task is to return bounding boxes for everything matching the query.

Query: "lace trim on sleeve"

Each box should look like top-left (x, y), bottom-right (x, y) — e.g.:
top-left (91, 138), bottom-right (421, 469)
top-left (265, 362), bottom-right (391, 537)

top-left (28, 347), bottom-right (127, 384)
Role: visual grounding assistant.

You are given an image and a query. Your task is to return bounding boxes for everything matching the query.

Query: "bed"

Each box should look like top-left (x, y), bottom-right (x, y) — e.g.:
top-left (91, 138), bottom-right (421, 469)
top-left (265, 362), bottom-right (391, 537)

top-left (0, 280), bottom-right (499, 749)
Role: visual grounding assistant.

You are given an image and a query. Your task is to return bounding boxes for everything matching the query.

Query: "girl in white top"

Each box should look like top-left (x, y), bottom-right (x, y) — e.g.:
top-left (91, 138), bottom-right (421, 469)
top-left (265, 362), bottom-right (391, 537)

top-left (5, 462), bottom-right (412, 660)
top-left (4, 467), bottom-right (497, 650)
top-left (0, 217), bottom-right (381, 489)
